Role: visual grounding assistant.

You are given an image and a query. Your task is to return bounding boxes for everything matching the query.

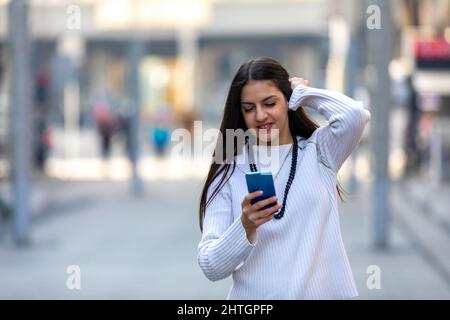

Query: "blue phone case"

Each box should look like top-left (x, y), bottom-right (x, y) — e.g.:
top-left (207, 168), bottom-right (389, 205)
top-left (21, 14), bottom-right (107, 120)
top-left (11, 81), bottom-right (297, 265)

top-left (245, 171), bottom-right (277, 209)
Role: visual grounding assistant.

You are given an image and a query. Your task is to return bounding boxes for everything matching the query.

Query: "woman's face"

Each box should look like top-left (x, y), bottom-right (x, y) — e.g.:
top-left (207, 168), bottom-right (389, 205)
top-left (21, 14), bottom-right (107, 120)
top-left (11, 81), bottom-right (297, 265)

top-left (240, 80), bottom-right (291, 145)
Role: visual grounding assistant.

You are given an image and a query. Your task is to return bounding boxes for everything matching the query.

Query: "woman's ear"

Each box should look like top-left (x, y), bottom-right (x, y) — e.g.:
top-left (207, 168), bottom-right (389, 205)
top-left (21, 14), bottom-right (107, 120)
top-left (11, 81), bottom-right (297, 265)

top-left (283, 95), bottom-right (290, 109)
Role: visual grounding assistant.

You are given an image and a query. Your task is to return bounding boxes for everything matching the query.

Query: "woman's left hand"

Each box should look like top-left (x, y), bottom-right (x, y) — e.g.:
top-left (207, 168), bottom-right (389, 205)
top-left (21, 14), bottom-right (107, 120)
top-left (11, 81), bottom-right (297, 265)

top-left (289, 77), bottom-right (309, 90)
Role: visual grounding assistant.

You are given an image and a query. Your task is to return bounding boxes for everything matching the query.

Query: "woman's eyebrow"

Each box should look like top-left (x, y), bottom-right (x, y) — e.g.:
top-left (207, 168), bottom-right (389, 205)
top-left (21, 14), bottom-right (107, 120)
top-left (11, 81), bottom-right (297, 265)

top-left (241, 95), bottom-right (277, 105)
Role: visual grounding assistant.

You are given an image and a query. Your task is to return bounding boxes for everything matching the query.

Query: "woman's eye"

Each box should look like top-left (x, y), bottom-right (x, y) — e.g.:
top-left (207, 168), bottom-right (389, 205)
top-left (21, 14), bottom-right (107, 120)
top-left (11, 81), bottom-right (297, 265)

top-left (242, 106), bottom-right (254, 112)
top-left (265, 103), bottom-right (276, 107)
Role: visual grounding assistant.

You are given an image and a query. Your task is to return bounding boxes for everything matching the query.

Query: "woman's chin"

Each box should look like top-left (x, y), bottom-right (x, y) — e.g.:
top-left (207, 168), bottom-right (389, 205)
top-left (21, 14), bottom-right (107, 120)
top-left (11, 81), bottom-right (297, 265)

top-left (257, 130), bottom-right (280, 145)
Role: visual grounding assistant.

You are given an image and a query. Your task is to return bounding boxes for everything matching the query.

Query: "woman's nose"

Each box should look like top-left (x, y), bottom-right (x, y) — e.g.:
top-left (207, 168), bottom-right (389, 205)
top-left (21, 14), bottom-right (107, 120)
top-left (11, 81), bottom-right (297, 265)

top-left (255, 106), bottom-right (268, 122)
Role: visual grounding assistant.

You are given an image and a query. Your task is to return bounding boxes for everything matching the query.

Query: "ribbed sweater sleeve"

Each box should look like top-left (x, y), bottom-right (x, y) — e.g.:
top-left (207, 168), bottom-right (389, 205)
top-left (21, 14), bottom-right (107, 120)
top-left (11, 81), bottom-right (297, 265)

top-left (198, 173), bottom-right (257, 281)
top-left (289, 85), bottom-right (371, 172)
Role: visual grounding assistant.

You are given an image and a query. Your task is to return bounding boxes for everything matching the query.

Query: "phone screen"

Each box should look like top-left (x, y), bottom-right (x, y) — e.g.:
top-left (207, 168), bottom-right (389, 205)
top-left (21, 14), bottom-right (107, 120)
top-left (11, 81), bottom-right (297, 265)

top-left (245, 171), bottom-right (277, 209)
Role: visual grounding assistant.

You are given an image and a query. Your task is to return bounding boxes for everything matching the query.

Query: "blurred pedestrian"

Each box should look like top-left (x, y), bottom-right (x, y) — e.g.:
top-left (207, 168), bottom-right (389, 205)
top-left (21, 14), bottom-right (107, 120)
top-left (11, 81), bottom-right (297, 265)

top-left (151, 127), bottom-right (170, 157)
top-left (180, 109), bottom-right (200, 136)
top-left (404, 75), bottom-right (420, 174)
top-left (198, 57), bottom-right (371, 299)
top-left (117, 99), bottom-right (134, 161)
top-left (33, 69), bottom-right (51, 170)
top-left (149, 105), bottom-right (172, 157)
top-left (93, 99), bottom-right (116, 160)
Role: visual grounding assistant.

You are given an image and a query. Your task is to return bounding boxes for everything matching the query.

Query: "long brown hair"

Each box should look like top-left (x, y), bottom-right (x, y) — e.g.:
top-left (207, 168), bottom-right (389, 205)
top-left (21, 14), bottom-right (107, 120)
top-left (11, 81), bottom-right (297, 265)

top-left (199, 57), bottom-right (344, 231)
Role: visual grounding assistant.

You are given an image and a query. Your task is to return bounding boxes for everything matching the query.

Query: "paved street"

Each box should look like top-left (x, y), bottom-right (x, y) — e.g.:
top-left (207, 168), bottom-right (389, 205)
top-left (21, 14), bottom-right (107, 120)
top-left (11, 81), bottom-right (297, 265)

top-left (0, 174), bottom-right (449, 299)
top-left (1, 0), bottom-right (450, 303)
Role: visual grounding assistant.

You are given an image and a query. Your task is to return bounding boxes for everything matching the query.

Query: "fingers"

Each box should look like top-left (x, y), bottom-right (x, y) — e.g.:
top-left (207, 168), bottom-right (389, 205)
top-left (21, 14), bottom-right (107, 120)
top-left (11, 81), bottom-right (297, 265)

top-left (242, 190), bottom-right (263, 207)
top-left (255, 203), bottom-right (282, 220)
top-left (257, 210), bottom-right (278, 224)
top-left (251, 196), bottom-right (278, 211)
top-left (289, 77), bottom-right (307, 83)
top-left (241, 192), bottom-right (282, 229)
top-left (248, 202), bottom-right (282, 222)
top-left (252, 204), bottom-right (282, 227)
top-left (242, 193), bottom-right (279, 215)
top-left (289, 77), bottom-right (309, 88)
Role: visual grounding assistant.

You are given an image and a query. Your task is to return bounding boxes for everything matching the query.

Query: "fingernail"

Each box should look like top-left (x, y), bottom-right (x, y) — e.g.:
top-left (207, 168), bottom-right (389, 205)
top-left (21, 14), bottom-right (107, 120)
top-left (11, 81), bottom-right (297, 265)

top-left (259, 191), bottom-right (263, 195)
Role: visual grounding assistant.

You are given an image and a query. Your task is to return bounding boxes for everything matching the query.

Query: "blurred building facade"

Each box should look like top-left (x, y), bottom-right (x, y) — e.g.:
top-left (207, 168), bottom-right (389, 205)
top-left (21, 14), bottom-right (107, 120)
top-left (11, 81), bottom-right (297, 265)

top-left (0, 0), bottom-right (330, 174)
top-left (0, 0), bottom-right (449, 181)
top-left (393, 0), bottom-right (450, 182)
top-left (0, 0), bottom-right (448, 264)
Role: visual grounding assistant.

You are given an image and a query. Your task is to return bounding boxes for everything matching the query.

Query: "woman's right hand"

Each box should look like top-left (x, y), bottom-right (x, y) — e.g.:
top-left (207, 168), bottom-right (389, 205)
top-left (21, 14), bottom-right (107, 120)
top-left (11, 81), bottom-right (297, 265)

top-left (241, 191), bottom-right (282, 241)
top-left (289, 77), bottom-right (309, 90)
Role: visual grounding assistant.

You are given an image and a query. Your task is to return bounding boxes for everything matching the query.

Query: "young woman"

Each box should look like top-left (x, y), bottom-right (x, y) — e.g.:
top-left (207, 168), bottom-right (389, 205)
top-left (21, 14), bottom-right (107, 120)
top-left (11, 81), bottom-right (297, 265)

top-left (198, 57), bottom-right (370, 299)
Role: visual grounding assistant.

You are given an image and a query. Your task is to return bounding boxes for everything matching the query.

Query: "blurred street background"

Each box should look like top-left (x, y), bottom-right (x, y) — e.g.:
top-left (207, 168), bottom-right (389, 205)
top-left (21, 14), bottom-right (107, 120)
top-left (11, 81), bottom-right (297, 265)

top-left (0, 0), bottom-right (450, 299)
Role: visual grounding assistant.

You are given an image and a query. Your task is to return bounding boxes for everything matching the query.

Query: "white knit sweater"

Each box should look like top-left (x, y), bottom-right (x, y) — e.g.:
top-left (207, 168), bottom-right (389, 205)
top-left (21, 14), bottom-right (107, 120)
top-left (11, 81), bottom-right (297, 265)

top-left (198, 85), bottom-right (371, 299)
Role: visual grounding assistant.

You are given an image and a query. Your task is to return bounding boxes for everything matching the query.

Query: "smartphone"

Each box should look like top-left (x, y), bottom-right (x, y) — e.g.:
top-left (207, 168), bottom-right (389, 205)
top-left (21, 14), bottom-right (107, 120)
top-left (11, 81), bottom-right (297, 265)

top-left (245, 171), bottom-right (278, 210)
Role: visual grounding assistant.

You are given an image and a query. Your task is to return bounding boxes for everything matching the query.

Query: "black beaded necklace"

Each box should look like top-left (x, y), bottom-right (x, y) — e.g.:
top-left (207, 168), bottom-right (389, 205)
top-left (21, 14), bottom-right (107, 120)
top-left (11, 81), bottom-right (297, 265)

top-left (247, 135), bottom-right (298, 219)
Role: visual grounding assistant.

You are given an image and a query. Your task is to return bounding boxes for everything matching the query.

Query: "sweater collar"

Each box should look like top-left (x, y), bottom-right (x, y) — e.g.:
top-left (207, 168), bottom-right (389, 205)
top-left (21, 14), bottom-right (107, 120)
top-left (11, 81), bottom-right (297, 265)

top-left (234, 135), bottom-right (308, 174)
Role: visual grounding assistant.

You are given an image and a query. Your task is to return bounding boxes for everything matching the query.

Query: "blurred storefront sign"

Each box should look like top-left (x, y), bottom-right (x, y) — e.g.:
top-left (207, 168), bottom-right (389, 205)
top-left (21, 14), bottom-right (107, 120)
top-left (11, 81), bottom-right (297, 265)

top-left (413, 70), bottom-right (450, 95)
top-left (412, 37), bottom-right (450, 182)
top-left (413, 38), bottom-right (450, 95)
top-left (415, 38), bottom-right (450, 70)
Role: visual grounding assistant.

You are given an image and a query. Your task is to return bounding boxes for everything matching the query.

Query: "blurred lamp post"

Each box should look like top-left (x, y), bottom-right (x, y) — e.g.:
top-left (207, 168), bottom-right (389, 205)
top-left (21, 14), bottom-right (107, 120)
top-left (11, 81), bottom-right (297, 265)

top-left (57, 33), bottom-right (84, 160)
top-left (9, 0), bottom-right (31, 245)
top-left (367, 0), bottom-right (393, 249)
top-left (127, 39), bottom-right (144, 196)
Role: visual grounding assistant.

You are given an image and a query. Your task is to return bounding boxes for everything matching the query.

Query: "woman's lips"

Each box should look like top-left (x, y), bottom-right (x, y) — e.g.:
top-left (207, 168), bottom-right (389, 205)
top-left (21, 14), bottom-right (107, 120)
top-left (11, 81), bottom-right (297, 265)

top-left (256, 123), bottom-right (276, 141)
top-left (257, 123), bottom-right (274, 130)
